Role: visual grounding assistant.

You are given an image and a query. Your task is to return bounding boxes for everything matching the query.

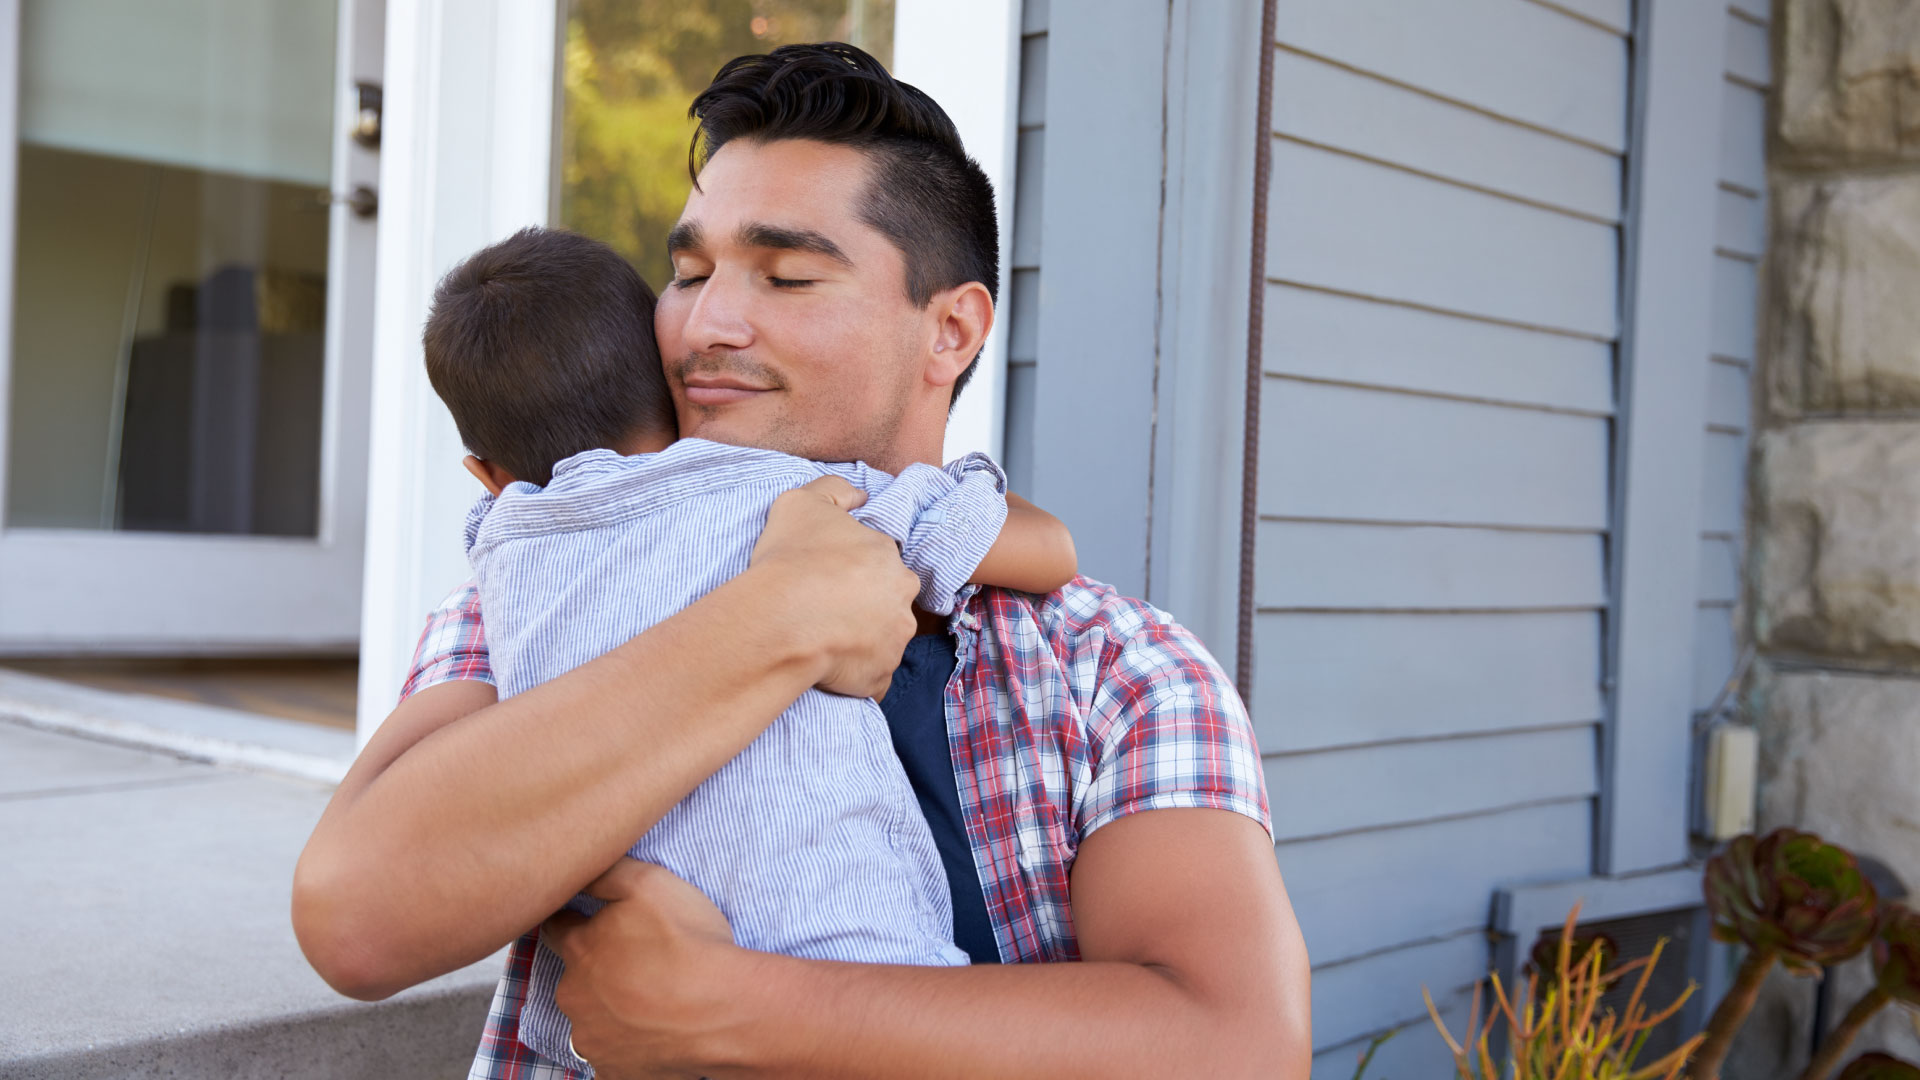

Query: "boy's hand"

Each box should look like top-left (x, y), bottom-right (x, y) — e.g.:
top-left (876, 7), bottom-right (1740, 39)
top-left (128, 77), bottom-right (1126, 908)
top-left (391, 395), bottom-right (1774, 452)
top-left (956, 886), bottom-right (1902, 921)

top-left (749, 476), bottom-right (918, 700)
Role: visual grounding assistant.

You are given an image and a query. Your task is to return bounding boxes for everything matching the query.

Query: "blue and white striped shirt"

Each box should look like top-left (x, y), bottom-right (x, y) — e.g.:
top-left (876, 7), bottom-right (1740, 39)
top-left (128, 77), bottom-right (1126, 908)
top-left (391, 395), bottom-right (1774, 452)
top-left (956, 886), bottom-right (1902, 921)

top-left (463, 438), bottom-right (1005, 1077)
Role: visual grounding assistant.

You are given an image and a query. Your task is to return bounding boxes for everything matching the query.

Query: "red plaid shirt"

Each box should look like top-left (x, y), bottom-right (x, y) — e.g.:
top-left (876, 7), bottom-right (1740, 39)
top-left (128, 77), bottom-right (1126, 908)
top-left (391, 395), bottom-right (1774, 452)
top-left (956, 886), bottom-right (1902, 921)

top-left (403, 576), bottom-right (1270, 1079)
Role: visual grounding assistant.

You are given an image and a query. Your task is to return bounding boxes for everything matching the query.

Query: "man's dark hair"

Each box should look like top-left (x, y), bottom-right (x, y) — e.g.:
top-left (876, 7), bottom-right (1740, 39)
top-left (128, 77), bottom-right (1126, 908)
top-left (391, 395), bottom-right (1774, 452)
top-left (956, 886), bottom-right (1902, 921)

top-left (688, 42), bottom-right (999, 403)
top-left (423, 227), bottom-right (672, 487)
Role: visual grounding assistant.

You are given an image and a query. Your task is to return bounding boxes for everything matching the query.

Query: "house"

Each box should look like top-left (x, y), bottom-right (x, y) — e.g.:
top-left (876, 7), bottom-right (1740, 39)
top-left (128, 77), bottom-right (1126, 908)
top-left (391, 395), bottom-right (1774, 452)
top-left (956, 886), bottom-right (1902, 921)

top-left (0, 0), bottom-right (1788, 1074)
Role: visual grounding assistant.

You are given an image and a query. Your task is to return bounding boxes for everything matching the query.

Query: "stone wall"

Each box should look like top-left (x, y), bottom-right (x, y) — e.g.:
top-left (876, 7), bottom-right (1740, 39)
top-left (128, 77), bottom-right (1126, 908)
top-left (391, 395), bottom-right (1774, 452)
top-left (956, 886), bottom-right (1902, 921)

top-left (1742, 0), bottom-right (1920, 1072)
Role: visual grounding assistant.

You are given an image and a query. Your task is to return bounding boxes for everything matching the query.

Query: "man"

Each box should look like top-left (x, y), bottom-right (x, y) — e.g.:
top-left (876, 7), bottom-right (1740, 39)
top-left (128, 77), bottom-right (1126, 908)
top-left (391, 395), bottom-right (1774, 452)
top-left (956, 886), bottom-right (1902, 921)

top-left (294, 43), bottom-right (1311, 1078)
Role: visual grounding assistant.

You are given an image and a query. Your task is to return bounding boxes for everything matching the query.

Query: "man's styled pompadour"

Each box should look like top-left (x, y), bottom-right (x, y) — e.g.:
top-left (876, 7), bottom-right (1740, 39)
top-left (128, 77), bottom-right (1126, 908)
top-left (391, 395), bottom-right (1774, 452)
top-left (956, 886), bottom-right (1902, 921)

top-left (687, 42), bottom-right (1000, 402)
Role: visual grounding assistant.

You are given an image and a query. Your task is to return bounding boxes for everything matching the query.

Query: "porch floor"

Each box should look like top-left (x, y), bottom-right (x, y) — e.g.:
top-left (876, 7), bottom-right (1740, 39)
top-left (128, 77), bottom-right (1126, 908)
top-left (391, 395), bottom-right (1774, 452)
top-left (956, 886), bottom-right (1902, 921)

top-left (0, 658), bottom-right (358, 730)
top-left (0, 719), bottom-right (499, 1079)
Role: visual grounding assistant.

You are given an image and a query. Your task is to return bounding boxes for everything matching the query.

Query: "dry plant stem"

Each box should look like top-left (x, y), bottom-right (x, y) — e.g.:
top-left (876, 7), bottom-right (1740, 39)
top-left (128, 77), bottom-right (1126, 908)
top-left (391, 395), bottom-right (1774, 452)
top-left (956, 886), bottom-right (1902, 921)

top-left (1798, 986), bottom-right (1892, 1080)
top-left (1692, 946), bottom-right (1777, 1080)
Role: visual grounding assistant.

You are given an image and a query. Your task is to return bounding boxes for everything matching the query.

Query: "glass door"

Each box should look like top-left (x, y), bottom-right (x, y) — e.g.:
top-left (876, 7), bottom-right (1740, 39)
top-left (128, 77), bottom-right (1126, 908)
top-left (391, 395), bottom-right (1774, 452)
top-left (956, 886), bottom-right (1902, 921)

top-left (0, 0), bottom-right (381, 651)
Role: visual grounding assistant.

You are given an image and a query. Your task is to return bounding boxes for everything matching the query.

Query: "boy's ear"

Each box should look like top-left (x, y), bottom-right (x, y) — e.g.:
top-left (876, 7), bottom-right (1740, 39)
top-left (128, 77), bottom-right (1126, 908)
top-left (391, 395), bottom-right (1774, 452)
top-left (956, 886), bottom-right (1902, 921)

top-left (463, 455), bottom-right (515, 497)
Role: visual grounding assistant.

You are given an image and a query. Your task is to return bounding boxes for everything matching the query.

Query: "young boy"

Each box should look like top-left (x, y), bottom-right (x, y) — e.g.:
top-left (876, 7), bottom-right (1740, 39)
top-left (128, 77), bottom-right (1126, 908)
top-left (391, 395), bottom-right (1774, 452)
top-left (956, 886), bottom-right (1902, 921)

top-left (423, 226), bottom-right (1074, 1078)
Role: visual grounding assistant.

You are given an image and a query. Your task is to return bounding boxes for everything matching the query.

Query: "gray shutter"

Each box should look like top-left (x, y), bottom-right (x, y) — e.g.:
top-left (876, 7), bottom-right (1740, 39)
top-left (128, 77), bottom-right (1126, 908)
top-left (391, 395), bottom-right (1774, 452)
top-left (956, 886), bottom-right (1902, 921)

top-left (1253, 1), bottom-right (1633, 1066)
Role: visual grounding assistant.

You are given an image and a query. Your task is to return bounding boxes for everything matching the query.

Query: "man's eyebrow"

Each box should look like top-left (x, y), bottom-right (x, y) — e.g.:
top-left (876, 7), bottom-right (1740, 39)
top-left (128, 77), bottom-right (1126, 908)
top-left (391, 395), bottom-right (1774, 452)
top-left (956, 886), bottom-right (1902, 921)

top-left (735, 222), bottom-right (854, 267)
top-left (666, 221), bottom-right (703, 256)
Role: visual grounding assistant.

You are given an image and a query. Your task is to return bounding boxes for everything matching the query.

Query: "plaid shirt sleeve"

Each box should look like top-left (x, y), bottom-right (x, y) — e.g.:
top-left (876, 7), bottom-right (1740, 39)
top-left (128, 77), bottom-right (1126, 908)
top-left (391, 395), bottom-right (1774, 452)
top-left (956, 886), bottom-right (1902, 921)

top-left (398, 581), bottom-right (494, 701)
top-left (1072, 614), bottom-right (1271, 841)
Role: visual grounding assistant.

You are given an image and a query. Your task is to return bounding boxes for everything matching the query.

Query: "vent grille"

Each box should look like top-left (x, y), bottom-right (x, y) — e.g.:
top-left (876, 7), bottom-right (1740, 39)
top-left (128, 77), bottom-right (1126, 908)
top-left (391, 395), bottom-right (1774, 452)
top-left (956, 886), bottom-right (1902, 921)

top-left (1531, 906), bottom-right (1699, 1062)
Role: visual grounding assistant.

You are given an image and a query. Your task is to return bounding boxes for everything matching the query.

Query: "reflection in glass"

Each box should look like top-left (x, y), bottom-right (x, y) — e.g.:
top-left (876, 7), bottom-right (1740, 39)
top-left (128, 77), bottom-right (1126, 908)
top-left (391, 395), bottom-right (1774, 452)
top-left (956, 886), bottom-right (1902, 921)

top-left (562, 0), bottom-right (895, 290)
top-left (5, 0), bottom-right (338, 536)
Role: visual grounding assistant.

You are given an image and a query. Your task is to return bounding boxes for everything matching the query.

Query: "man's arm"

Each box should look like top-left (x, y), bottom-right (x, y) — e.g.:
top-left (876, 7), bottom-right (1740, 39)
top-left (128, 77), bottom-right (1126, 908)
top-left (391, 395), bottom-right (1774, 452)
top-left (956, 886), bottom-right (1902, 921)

top-left (292, 478), bottom-right (921, 1001)
top-left (547, 808), bottom-right (1312, 1079)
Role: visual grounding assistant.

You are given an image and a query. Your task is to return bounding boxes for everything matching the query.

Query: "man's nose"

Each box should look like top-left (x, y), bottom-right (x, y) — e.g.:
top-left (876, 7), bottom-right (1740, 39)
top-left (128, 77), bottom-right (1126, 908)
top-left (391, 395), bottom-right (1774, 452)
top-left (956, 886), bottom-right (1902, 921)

top-left (679, 271), bottom-right (755, 353)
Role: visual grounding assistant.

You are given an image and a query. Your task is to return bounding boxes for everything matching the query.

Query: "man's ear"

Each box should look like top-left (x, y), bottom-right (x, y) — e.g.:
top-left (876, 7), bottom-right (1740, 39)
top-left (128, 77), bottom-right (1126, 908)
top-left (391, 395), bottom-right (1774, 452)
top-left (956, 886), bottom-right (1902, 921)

top-left (924, 281), bottom-right (994, 391)
top-left (463, 455), bottom-right (516, 497)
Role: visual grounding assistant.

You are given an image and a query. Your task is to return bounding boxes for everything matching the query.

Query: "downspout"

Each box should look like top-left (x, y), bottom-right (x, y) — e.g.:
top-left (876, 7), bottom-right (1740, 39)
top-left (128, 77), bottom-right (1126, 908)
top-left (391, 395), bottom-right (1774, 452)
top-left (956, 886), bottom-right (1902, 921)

top-left (1236, 0), bottom-right (1278, 706)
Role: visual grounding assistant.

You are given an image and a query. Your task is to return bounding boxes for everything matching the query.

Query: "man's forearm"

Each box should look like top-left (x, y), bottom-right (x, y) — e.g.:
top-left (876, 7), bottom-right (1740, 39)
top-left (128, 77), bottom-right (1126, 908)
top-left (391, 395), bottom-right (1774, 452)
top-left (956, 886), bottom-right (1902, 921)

top-left (706, 955), bottom-right (1306, 1079)
top-left (294, 567), bottom-right (824, 999)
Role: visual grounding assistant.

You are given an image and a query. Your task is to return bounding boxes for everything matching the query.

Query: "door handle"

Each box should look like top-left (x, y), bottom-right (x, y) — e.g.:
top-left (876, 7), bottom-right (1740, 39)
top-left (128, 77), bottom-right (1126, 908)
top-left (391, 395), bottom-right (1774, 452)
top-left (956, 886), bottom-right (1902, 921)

top-left (316, 185), bottom-right (378, 219)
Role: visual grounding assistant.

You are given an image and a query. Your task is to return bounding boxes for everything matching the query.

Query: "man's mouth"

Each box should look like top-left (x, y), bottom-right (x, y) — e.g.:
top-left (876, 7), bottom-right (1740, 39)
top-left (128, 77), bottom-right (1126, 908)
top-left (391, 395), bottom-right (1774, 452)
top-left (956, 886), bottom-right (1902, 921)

top-left (681, 376), bottom-right (771, 407)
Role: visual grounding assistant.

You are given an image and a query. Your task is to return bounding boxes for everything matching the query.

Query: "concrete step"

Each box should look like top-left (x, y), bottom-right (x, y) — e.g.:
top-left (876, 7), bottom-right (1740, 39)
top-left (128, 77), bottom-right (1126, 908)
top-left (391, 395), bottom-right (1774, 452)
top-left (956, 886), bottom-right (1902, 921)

top-left (0, 720), bottom-right (502, 1079)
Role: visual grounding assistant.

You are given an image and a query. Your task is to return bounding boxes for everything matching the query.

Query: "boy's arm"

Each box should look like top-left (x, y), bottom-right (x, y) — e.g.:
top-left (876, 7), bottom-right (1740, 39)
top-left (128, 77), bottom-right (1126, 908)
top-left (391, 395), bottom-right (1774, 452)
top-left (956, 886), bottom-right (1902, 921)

top-left (970, 493), bottom-right (1077, 595)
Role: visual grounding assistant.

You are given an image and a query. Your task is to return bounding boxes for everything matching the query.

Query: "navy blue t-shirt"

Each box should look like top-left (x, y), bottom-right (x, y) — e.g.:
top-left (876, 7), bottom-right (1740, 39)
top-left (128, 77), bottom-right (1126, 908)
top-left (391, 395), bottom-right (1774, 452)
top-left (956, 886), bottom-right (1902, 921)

top-left (876, 633), bottom-right (1002, 965)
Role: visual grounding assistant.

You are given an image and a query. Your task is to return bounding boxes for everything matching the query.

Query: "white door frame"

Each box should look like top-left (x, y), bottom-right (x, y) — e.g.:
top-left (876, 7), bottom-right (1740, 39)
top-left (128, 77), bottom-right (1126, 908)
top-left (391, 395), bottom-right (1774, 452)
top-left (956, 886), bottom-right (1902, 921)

top-left (893, 0), bottom-right (1024, 466)
top-left (353, 0), bottom-right (560, 738)
top-left (0, 0), bottom-right (383, 655)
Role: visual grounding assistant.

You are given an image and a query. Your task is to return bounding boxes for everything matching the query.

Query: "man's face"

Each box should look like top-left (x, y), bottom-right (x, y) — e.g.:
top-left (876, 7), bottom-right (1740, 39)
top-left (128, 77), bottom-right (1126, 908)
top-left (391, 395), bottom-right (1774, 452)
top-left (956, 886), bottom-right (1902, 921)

top-left (655, 138), bottom-right (930, 466)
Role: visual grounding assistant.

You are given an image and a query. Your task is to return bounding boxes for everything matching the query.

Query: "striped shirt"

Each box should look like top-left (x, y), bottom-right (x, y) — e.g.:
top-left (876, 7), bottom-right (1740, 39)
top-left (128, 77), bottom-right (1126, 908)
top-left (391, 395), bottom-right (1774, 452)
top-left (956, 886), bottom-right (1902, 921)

top-left (403, 477), bottom-right (1271, 1080)
top-left (465, 439), bottom-right (1003, 1076)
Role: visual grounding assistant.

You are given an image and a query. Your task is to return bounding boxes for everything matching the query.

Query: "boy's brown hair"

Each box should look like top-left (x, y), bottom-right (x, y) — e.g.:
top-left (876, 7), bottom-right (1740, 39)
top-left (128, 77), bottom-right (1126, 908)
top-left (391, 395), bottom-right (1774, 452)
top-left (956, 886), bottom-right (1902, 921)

top-left (424, 227), bottom-right (673, 487)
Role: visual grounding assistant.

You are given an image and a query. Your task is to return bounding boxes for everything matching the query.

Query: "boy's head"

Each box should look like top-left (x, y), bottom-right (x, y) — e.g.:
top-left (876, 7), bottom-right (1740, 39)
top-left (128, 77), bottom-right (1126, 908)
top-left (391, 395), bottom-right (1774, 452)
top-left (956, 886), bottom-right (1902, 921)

top-left (424, 227), bottom-right (674, 489)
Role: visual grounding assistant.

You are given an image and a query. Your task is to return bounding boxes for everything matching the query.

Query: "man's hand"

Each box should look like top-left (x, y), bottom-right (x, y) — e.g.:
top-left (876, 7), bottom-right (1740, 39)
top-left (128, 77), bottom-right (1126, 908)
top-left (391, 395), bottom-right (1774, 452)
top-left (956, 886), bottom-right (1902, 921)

top-left (545, 860), bottom-right (750, 1080)
top-left (540, 811), bottom-right (1309, 1080)
top-left (750, 476), bottom-right (920, 699)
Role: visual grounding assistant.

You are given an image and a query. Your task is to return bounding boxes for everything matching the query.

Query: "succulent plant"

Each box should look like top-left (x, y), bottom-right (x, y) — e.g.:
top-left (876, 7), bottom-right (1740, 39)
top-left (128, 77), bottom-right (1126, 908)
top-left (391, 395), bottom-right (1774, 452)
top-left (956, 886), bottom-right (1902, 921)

top-left (1792, 905), bottom-right (1920, 1080)
top-left (1836, 1054), bottom-right (1920, 1080)
top-left (1697, 830), bottom-right (1884, 1080)
top-left (1704, 828), bottom-right (1880, 974)
top-left (1876, 903), bottom-right (1920, 1006)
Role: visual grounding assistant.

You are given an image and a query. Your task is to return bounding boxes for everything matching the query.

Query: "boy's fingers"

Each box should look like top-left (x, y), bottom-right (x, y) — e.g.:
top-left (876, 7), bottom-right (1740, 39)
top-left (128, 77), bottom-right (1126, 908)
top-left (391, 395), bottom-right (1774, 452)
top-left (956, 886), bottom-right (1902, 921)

top-left (799, 475), bottom-right (866, 511)
top-left (541, 911), bottom-right (589, 963)
top-left (577, 857), bottom-right (647, 902)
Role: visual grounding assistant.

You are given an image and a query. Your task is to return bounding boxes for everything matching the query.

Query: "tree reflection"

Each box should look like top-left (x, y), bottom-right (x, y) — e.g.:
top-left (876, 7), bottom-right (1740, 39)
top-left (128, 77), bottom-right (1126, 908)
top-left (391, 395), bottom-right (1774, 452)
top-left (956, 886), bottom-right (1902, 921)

top-left (561, 0), bottom-right (895, 289)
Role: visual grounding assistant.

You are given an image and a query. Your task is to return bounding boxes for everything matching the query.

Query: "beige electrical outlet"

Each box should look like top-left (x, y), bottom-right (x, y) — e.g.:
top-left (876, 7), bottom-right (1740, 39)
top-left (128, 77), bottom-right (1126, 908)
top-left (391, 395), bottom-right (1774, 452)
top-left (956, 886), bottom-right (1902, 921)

top-left (1704, 724), bottom-right (1758, 841)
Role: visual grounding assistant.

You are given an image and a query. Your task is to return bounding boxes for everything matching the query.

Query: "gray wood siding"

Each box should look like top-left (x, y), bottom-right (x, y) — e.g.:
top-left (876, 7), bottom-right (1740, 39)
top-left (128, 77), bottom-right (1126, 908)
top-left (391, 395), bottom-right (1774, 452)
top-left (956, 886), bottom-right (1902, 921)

top-left (995, 1), bottom-right (1736, 1068)
top-left (1697, 2), bottom-right (1767, 717)
top-left (1259, 2), bottom-right (1629, 1065)
top-left (1001, 1), bottom-right (1047, 496)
